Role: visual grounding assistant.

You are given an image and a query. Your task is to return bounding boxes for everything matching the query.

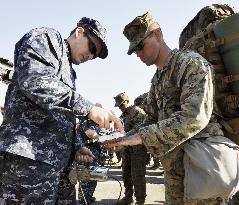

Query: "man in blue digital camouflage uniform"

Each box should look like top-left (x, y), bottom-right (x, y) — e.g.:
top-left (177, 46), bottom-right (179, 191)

top-left (0, 17), bottom-right (123, 204)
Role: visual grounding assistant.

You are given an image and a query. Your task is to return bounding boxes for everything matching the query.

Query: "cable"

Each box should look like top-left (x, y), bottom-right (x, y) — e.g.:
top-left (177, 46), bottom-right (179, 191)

top-left (72, 157), bottom-right (122, 205)
top-left (78, 181), bottom-right (88, 205)
top-left (104, 150), bottom-right (113, 168)
top-left (75, 166), bottom-right (88, 205)
top-left (108, 176), bottom-right (122, 205)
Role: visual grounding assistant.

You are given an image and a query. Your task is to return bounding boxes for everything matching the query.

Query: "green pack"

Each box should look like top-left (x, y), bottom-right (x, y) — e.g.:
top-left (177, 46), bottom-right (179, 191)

top-left (179, 4), bottom-right (239, 145)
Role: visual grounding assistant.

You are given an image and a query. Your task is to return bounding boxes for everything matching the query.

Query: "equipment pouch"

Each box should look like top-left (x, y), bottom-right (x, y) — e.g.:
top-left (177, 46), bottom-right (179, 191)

top-left (183, 136), bottom-right (239, 200)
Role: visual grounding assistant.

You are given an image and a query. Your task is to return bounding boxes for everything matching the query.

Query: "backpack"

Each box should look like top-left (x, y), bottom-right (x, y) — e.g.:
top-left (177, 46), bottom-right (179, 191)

top-left (179, 4), bottom-right (239, 145)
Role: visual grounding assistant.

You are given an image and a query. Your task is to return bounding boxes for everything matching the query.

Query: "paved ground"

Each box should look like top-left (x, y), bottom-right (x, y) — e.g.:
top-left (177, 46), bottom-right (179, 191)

top-left (91, 158), bottom-right (165, 205)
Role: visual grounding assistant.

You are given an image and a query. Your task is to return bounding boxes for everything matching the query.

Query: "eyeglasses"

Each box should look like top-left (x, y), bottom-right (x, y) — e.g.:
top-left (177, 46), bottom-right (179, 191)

top-left (134, 31), bottom-right (154, 53)
top-left (84, 32), bottom-right (97, 59)
top-left (119, 101), bottom-right (126, 108)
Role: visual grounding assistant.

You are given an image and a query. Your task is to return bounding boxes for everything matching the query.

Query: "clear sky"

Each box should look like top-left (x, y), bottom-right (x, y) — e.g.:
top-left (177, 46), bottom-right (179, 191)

top-left (0, 0), bottom-right (238, 117)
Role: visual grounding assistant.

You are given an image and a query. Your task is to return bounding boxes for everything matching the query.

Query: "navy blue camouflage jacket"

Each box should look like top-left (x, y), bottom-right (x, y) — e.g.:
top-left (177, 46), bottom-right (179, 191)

top-left (0, 27), bottom-right (94, 169)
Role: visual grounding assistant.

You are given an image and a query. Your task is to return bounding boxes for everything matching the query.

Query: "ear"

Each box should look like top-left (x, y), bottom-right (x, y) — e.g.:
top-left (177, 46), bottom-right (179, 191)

top-left (154, 29), bottom-right (162, 41)
top-left (75, 27), bottom-right (85, 37)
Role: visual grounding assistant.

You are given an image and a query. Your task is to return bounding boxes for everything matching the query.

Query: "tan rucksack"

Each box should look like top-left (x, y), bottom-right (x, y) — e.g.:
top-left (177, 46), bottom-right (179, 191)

top-left (179, 4), bottom-right (239, 145)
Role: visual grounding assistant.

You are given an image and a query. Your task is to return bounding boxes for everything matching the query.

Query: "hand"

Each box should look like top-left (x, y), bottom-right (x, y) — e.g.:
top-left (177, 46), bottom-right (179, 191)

top-left (103, 134), bottom-right (143, 148)
top-left (75, 147), bottom-right (95, 163)
top-left (114, 145), bottom-right (124, 152)
top-left (85, 129), bottom-right (99, 139)
top-left (88, 106), bottom-right (124, 133)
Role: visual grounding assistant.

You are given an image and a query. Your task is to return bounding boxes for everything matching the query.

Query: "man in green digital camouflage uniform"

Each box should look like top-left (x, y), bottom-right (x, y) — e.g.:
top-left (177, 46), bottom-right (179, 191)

top-left (114, 92), bottom-right (148, 205)
top-left (106, 12), bottom-right (229, 204)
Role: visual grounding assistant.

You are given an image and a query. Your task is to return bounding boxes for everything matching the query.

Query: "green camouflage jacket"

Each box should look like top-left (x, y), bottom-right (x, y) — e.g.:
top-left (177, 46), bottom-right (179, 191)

top-left (137, 49), bottom-right (224, 158)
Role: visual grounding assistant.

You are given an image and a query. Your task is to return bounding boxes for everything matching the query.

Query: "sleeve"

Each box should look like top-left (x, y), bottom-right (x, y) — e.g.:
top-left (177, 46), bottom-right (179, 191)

top-left (124, 107), bottom-right (147, 134)
top-left (142, 83), bottom-right (159, 125)
top-left (132, 108), bottom-right (147, 128)
top-left (81, 119), bottom-right (101, 134)
top-left (137, 57), bottom-right (214, 157)
top-left (75, 132), bottom-right (84, 151)
top-left (125, 89), bottom-right (157, 136)
top-left (16, 32), bottom-right (93, 117)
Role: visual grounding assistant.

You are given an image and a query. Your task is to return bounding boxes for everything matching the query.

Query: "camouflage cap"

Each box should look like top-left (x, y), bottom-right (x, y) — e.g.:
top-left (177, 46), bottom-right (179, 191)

top-left (123, 12), bottom-right (159, 55)
top-left (77, 17), bottom-right (108, 59)
top-left (114, 92), bottom-right (129, 107)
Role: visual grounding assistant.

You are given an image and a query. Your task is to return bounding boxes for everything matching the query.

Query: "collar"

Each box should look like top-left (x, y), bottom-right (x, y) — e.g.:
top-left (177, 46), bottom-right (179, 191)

top-left (64, 39), bottom-right (72, 63)
top-left (64, 39), bottom-right (77, 80)
top-left (158, 48), bottom-right (178, 73)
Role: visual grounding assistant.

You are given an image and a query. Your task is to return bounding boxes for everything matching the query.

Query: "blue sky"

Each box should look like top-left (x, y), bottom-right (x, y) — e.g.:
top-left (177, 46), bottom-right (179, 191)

top-left (0, 0), bottom-right (238, 116)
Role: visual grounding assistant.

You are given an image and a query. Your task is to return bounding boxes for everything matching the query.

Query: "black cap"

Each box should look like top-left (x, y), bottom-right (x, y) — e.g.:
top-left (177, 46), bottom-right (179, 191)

top-left (77, 17), bottom-right (108, 59)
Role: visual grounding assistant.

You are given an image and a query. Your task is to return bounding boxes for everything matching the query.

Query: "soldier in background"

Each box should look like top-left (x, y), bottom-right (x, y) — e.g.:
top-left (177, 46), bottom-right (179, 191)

top-left (134, 93), bottom-right (161, 170)
top-left (0, 17), bottom-right (123, 204)
top-left (106, 12), bottom-right (230, 204)
top-left (114, 92), bottom-right (148, 205)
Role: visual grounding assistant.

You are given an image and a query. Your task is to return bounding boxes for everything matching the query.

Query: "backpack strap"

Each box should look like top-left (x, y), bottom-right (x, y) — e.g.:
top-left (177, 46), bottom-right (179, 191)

top-left (212, 32), bottom-right (239, 47)
top-left (221, 74), bottom-right (239, 84)
top-left (225, 94), bottom-right (239, 109)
